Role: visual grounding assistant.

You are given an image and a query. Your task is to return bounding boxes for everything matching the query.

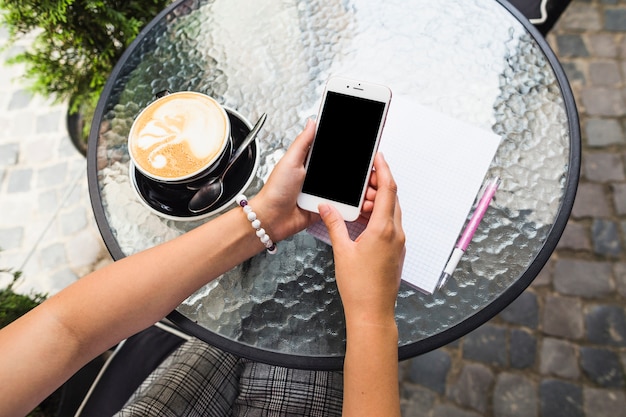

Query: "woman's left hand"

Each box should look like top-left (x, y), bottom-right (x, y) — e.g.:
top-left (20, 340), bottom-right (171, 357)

top-left (252, 119), bottom-right (380, 242)
top-left (251, 119), bottom-right (319, 241)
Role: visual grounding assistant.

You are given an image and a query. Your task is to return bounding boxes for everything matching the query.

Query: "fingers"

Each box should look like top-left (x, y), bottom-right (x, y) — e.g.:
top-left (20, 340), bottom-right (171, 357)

top-left (285, 119), bottom-right (315, 166)
top-left (319, 203), bottom-right (350, 246)
top-left (368, 153), bottom-right (399, 222)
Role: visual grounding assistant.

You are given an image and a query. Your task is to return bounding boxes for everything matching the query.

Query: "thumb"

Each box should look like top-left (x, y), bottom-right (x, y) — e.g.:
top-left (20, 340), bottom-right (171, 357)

top-left (318, 204), bottom-right (350, 246)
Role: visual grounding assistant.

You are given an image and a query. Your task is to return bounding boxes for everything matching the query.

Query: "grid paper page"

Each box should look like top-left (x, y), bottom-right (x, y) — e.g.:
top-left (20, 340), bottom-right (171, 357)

top-left (307, 96), bottom-right (500, 294)
top-left (381, 96), bottom-right (500, 293)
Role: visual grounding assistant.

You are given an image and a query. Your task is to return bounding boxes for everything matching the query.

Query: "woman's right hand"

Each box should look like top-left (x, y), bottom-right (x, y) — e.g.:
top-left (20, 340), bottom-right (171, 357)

top-left (319, 152), bottom-right (405, 326)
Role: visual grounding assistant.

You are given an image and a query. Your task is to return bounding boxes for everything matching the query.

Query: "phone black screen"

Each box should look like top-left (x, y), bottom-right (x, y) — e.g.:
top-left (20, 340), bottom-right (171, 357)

top-left (302, 91), bottom-right (386, 206)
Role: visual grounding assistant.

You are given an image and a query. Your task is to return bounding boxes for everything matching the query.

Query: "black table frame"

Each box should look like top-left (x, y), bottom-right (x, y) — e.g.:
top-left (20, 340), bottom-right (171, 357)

top-left (87, 0), bottom-right (580, 370)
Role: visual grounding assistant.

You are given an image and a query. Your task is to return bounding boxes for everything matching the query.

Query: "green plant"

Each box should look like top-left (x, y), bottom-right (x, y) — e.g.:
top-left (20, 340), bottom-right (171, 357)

top-left (0, 269), bottom-right (46, 328)
top-left (0, 0), bottom-right (171, 116)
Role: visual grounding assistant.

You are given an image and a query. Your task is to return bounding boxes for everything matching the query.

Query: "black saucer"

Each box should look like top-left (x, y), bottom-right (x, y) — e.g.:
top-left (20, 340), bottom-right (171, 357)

top-left (130, 109), bottom-right (258, 220)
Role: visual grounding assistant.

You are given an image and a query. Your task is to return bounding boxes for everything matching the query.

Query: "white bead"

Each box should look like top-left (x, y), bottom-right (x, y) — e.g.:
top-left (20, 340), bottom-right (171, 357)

top-left (237, 194), bottom-right (276, 255)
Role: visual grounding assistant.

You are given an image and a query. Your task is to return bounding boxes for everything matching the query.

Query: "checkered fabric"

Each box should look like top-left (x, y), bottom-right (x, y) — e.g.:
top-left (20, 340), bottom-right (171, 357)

top-left (114, 338), bottom-right (344, 417)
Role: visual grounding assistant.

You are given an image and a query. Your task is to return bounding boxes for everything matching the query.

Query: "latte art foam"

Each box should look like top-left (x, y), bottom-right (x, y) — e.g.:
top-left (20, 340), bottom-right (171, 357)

top-left (129, 92), bottom-right (229, 180)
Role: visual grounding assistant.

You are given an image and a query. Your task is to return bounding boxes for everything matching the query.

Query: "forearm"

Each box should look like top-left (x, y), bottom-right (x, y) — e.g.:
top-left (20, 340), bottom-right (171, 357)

top-left (0, 205), bottom-right (267, 417)
top-left (50, 205), bottom-right (267, 348)
top-left (342, 321), bottom-right (400, 417)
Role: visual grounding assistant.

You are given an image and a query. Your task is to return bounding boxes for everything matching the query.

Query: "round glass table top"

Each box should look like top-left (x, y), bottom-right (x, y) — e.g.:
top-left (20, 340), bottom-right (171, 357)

top-left (88, 0), bottom-right (580, 369)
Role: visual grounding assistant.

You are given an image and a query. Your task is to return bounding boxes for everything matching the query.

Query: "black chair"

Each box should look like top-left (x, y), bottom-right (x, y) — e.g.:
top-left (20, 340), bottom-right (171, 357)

top-left (507, 0), bottom-right (572, 35)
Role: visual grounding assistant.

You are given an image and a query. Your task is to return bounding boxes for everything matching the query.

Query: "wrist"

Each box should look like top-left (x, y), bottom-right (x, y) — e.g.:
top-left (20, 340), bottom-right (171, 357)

top-left (247, 194), bottom-right (282, 239)
top-left (236, 194), bottom-right (277, 254)
top-left (345, 317), bottom-right (398, 345)
top-left (344, 309), bottom-right (397, 331)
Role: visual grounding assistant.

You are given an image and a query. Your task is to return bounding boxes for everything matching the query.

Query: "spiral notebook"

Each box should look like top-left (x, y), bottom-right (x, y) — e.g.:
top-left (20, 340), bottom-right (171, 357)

top-left (307, 96), bottom-right (501, 294)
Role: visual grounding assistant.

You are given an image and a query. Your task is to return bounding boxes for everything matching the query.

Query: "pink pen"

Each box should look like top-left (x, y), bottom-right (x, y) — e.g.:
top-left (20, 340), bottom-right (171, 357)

top-left (437, 176), bottom-right (501, 290)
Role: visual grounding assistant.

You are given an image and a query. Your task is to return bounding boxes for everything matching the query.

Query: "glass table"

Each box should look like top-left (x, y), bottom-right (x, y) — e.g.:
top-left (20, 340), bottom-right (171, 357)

top-left (87, 0), bottom-right (580, 370)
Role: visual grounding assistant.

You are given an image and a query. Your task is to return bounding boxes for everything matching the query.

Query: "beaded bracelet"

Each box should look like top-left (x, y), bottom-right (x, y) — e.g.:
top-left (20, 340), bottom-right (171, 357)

top-left (236, 194), bottom-right (277, 254)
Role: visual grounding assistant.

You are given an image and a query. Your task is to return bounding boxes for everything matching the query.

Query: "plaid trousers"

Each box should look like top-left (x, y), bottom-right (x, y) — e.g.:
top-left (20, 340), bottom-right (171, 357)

top-left (114, 338), bottom-right (344, 417)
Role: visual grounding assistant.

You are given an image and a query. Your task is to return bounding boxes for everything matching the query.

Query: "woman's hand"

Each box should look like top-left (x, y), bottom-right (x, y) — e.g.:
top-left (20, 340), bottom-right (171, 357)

top-left (319, 152), bottom-right (405, 326)
top-left (251, 119), bottom-right (318, 242)
top-left (251, 118), bottom-right (381, 243)
top-left (320, 152), bottom-right (404, 417)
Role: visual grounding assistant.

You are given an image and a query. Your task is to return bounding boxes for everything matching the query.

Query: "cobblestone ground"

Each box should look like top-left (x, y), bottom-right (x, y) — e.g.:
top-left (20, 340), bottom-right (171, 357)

top-left (1, 1), bottom-right (625, 416)
top-left (399, 1), bottom-right (626, 416)
top-left (0, 28), bottom-right (112, 295)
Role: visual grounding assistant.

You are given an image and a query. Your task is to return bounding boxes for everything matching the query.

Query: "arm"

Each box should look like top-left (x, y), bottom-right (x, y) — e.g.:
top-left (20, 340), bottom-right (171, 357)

top-left (319, 152), bottom-right (405, 417)
top-left (0, 120), bottom-right (318, 417)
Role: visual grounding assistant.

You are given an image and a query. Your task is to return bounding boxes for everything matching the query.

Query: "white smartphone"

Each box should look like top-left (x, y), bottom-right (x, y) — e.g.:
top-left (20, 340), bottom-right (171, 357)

top-left (297, 76), bottom-right (392, 222)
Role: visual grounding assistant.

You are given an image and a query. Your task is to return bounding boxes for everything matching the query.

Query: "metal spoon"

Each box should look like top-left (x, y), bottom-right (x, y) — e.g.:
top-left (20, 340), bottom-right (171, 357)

top-left (188, 113), bottom-right (267, 213)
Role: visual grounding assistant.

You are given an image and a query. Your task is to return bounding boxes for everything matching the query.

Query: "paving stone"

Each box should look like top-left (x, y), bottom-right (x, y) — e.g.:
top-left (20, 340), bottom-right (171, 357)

top-left (47, 267), bottom-right (78, 294)
top-left (585, 305), bottom-right (626, 346)
top-left (59, 133), bottom-right (80, 157)
top-left (8, 89), bottom-right (32, 110)
top-left (589, 61), bottom-right (622, 85)
top-left (408, 349), bottom-right (451, 394)
top-left (588, 33), bottom-right (620, 58)
top-left (583, 152), bottom-right (625, 182)
top-left (0, 227), bottom-right (24, 251)
top-left (462, 324), bottom-right (507, 366)
top-left (36, 110), bottom-right (63, 134)
top-left (431, 405), bottom-right (482, 417)
top-left (560, 61), bottom-right (586, 85)
top-left (615, 262), bottom-right (626, 297)
top-left (38, 189), bottom-right (59, 211)
top-left (0, 143), bottom-right (19, 166)
top-left (585, 118), bottom-right (625, 147)
top-left (553, 259), bottom-right (613, 298)
top-left (60, 206), bottom-right (88, 236)
top-left (65, 229), bottom-right (104, 274)
top-left (580, 87), bottom-right (626, 116)
top-left (446, 363), bottom-right (493, 414)
top-left (40, 242), bottom-right (67, 269)
top-left (558, 3), bottom-right (602, 31)
top-left (539, 379), bottom-right (583, 417)
top-left (510, 329), bottom-right (536, 369)
top-left (592, 219), bottom-right (623, 257)
top-left (499, 291), bottom-right (538, 328)
top-left (542, 295), bottom-right (584, 339)
top-left (493, 373), bottom-right (537, 417)
top-left (557, 221), bottom-right (591, 251)
top-left (6, 168), bottom-right (33, 193)
top-left (605, 8), bottom-right (626, 31)
top-left (36, 162), bottom-right (68, 188)
top-left (22, 138), bottom-right (59, 164)
top-left (64, 178), bottom-right (86, 207)
top-left (612, 183), bottom-right (626, 215)
top-left (584, 387), bottom-right (626, 417)
top-left (571, 183), bottom-right (612, 218)
top-left (539, 338), bottom-right (581, 379)
top-left (400, 384), bottom-right (437, 417)
top-left (580, 347), bottom-right (625, 387)
top-left (556, 34), bottom-right (590, 57)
